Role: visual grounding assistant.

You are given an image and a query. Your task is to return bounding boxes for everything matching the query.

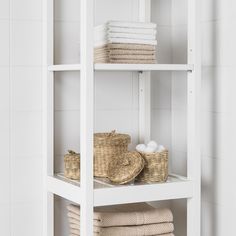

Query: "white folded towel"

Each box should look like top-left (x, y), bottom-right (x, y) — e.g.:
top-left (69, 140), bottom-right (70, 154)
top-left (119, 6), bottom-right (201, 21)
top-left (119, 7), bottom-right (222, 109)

top-left (108, 32), bottom-right (156, 40)
top-left (108, 37), bottom-right (157, 45)
top-left (108, 21), bottom-right (157, 29)
top-left (108, 26), bottom-right (157, 35)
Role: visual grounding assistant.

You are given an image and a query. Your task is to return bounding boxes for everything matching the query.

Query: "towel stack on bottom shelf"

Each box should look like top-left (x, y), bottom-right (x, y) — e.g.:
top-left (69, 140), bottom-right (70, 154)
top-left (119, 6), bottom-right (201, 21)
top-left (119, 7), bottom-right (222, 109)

top-left (67, 203), bottom-right (175, 236)
top-left (107, 21), bottom-right (157, 64)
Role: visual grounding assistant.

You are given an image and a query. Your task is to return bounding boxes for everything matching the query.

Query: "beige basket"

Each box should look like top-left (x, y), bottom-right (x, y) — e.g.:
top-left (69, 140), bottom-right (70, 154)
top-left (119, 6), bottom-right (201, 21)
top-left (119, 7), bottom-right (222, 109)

top-left (136, 150), bottom-right (168, 183)
top-left (94, 130), bottom-right (131, 177)
top-left (107, 151), bottom-right (145, 185)
top-left (64, 150), bottom-right (80, 180)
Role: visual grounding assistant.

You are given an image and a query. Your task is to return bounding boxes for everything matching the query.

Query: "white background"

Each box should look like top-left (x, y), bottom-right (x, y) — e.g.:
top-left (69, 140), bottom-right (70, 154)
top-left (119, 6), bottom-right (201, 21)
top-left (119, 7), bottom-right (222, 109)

top-left (0, 0), bottom-right (235, 235)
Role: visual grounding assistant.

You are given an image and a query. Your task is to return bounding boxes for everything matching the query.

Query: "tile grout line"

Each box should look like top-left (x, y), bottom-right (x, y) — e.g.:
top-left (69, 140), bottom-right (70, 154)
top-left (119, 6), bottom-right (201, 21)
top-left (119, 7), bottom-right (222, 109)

top-left (9, 0), bottom-right (12, 234)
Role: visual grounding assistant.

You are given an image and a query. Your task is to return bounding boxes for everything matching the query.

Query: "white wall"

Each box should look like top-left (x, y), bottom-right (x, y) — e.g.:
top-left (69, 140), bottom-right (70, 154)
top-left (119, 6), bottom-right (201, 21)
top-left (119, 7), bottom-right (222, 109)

top-left (1, 0), bottom-right (235, 235)
top-left (0, 0), bottom-right (43, 235)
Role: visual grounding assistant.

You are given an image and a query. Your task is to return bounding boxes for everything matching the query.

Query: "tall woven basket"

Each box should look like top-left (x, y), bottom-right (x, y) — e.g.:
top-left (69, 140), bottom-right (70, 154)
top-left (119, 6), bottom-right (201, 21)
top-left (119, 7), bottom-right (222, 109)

top-left (94, 131), bottom-right (131, 177)
top-left (137, 150), bottom-right (168, 183)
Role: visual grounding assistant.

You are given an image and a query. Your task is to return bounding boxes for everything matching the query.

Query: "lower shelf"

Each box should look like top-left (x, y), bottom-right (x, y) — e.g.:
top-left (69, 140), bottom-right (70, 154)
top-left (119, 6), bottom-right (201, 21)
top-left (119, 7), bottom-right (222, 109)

top-left (47, 174), bottom-right (193, 206)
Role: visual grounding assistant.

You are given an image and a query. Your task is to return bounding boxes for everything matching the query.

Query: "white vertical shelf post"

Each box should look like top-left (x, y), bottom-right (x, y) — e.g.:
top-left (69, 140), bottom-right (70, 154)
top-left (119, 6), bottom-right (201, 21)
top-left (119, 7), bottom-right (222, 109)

top-left (80, 0), bottom-right (94, 235)
top-left (138, 0), bottom-right (151, 144)
top-left (187, 0), bottom-right (201, 235)
top-left (43, 0), bottom-right (54, 235)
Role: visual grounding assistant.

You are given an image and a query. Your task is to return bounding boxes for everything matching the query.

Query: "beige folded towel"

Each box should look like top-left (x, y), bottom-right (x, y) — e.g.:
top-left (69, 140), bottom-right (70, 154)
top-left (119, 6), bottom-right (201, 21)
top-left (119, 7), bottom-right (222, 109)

top-left (67, 204), bottom-right (173, 227)
top-left (70, 233), bottom-right (174, 236)
top-left (70, 222), bottom-right (174, 236)
top-left (110, 59), bottom-right (156, 64)
top-left (109, 54), bottom-right (155, 60)
top-left (108, 43), bottom-right (156, 51)
top-left (109, 49), bottom-right (155, 55)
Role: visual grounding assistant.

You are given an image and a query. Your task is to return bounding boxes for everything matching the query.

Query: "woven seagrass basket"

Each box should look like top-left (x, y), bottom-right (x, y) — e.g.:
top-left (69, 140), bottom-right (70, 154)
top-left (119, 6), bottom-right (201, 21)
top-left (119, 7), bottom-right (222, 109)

top-left (94, 130), bottom-right (131, 177)
top-left (136, 150), bottom-right (168, 183)
top-left (107, 151), bottom-right (145, 184)
top-left (64, 150), bottom-right (80, 180)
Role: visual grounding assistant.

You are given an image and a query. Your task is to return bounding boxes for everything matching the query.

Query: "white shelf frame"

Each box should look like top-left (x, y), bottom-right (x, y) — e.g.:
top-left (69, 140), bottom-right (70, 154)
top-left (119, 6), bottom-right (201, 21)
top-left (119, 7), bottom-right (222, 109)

top-left (43, 0), bottom-right (201, 235)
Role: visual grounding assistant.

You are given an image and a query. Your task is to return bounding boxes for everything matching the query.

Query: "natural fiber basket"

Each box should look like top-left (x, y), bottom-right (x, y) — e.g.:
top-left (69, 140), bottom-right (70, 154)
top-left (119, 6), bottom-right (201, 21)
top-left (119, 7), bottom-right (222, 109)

top-left (136, 150), bottom-right (168, 183)
top-left (107, 151), bottom-right (145, 184)
top-left (64, 150), bottom-right (80, 180)
top-left (94, 130), bottom-right (131, 177)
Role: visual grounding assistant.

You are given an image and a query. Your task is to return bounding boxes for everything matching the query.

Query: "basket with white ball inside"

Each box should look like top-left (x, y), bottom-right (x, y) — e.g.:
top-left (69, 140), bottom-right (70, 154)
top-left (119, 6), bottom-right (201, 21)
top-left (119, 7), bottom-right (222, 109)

top-left (136, 141), bottom-right (168, 183)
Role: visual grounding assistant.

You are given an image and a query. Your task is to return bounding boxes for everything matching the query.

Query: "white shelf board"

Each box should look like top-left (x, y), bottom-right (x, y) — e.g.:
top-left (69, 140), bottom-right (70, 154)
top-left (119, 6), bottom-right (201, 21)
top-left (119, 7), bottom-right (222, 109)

top-left (48, 64), bottom-right (194, 72)
top-left (47, 174), bottom-right (194, 206)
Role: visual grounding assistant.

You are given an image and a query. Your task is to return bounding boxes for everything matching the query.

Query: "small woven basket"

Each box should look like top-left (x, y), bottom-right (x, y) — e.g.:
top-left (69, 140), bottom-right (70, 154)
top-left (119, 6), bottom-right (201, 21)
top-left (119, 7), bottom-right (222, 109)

top-left (107, 151), bottom-right (145, 185)
top-left (64, 150), bottom-right (80, 180)
top-left (94, 130), bottom-right (131, 177)
top-left (136, 150), bottom-right (168, 183)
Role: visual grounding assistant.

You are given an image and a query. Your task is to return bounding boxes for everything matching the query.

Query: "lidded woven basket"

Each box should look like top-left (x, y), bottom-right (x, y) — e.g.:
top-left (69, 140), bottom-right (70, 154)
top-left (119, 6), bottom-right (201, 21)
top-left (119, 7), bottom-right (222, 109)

top-left (136, 150), bottom-right (168, 183)
top-left (107, 151), bottom-right (145, 184)
top-left (94, 130), bottom-right (131, 177)
top-left (64, 150), bottom-right (80, 180)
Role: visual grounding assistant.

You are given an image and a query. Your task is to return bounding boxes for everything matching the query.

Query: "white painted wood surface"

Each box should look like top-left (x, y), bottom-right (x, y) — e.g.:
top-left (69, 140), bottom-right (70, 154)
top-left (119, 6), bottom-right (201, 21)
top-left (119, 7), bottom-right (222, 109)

top-left (80, 0), bottom-right (94, 234)
top-left (44, 0), bottom-right (201, 235)
top-left (187, 0), bottom-right (201, 235)
top-left (48, 63), bottom-right (194, 72)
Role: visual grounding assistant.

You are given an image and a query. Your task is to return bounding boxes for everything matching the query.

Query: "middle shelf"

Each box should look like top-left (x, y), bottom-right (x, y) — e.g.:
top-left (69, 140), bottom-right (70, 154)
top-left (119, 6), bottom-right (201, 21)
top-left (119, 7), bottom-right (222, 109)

top-left (47, 174), bottom-right (193, 206)
top-left (48, 63), bottom-right (194, 72)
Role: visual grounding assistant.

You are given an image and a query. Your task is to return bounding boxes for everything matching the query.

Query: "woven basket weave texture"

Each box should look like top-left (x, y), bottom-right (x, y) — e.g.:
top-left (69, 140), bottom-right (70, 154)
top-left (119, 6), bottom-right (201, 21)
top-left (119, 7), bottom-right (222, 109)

top-left (94, 131), bottom-right (131, 177)
top-left (137, 150), bottom-right (168, 183)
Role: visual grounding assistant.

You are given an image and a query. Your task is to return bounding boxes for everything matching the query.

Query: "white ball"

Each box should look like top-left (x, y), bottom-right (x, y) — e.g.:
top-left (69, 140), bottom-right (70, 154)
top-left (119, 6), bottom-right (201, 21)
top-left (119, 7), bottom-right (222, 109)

top-left (136, 144), bottom-right (146, 152)
top-left (157, 145), bottom-right (165, 152)
top-left (145, 146), bottom-right (156, 153)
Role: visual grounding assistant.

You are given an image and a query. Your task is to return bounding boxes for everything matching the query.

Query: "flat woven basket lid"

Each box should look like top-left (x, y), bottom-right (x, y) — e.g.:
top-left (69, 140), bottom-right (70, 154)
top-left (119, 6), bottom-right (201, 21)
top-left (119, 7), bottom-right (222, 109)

top-left (107, 151), bottom-right (145, 184)
top-left (94, 130), bottom-right (131, 146)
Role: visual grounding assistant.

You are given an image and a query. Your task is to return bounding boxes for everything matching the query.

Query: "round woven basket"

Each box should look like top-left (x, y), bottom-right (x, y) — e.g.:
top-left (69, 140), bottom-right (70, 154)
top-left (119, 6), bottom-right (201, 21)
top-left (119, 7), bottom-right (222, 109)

top-left (64, 150), bottom-right (80, 180)
top-left (94, 131), bottom-right (131, 177)
top-left (136, 150), bottom-right (168, 183)
top-left (107, 151), bottom-right (145, 184)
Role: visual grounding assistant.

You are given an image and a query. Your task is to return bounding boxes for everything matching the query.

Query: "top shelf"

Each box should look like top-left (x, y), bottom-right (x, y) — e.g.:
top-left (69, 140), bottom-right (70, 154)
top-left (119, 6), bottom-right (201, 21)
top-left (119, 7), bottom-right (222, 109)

top-left (48, 64), bottom-right (194, 72)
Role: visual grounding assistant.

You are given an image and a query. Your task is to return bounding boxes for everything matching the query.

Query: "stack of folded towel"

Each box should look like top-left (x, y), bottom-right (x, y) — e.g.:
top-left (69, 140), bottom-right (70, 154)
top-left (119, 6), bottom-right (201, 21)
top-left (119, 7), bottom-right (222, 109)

top-left (107, 21), bottom-right (157, 64)
top-left (94, 24), bottom-right (109, 63)
top-left (67, 203), bottom-right (175, 236)
top-left (93, 21), bottom-right (157, 64)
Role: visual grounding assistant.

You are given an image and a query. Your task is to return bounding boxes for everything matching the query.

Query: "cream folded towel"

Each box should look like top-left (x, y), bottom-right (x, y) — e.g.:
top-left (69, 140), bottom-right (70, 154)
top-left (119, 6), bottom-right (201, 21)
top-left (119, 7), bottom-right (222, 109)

top-left (109, 49), bottom-right (155, 55)
top-left (67, 204), bottom-right (173, 227)
top-left (108, 26), bottom-right (157, 35)
top-left (70, 222), bottom-right (174, 236)
top-left (70, 234), bottom-right (174, 236)
top-left (108, 32), bottom-right (156, 40)
top-left (108, 21), bottom-right (157, 29)
top-left (108, 43), bottom-right (156, 51)
top-left (109, 54), bottom-right (156, 60)
top-left (108, 37), bottom-right (157, 45)
top-left (110, 59), bottom-right (156, 64)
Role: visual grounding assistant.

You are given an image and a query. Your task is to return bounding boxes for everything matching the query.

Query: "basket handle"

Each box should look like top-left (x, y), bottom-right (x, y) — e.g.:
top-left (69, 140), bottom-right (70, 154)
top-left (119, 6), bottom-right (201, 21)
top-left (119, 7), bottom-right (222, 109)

top-left (68, 150), bottom-right (78, 155)
top-left (108, 130), bottom-right (116, 137)
top-left (120, 158), bottom-right (130, 166)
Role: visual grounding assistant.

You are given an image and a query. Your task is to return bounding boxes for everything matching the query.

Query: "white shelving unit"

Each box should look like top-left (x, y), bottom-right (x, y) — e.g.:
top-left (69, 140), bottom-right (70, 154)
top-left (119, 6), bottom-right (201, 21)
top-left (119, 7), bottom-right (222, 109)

top-left (43, 0), bottom-right (201, 235)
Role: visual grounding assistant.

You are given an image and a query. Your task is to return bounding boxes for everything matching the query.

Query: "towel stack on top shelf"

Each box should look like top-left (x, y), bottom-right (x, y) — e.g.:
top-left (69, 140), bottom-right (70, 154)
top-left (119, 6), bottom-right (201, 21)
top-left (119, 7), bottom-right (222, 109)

top-left (94, 24), bottom-right (109, 63)
top-left (94, 21), bottom-right (157, 64)
top-left (67, 203), bottom-right (175, 236)
top-left (107, 21), bottom-right (157, 64)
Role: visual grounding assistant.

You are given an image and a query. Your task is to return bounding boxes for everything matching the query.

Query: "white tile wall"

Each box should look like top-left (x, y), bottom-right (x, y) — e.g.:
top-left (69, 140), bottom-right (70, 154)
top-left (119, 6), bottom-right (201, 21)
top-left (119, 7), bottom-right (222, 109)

top-left (0, 67), bottom-right (10, 111)
top-left (12, 67), bottom-right (42, 111)
top-left (12, 0), bottom-right (42, 20)
top-left (0, 204), bottom-right (10, 235)
top-left (12, 111), bottom-right (42, 158)
top-left (11, 203), bottom-right (43, 236)
top-left (0, 21), bottom-right (10, 66)
top-left (12, 21), bottom-right (42, 66)
top-left (0, 1), bottom-right (9, 20)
